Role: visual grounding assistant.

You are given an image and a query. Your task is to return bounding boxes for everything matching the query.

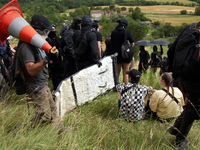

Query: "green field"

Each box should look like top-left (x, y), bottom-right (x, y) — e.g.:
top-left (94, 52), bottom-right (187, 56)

top-left (145, 0), bottom-right (197, 4)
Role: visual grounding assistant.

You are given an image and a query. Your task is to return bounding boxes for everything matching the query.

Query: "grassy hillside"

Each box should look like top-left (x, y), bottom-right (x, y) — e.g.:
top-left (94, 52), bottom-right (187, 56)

top-left (1, 68), bottom-right (200, 149)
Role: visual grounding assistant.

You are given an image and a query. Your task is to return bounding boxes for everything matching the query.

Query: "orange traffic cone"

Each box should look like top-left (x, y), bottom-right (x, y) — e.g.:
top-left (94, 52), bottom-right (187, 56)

top-left (0, 0), bottom-right (52, 53)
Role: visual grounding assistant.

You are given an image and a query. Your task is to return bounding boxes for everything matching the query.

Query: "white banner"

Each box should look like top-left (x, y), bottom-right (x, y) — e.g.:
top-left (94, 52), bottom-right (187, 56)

top-left (55, 55), bottom-right (118, 118)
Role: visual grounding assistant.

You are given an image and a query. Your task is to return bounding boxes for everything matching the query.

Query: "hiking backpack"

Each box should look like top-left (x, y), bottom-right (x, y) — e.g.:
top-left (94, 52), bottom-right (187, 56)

top-left (9, 42), bottom-right (30, 95)
top-left (173, 23), bottom-right (200, 80)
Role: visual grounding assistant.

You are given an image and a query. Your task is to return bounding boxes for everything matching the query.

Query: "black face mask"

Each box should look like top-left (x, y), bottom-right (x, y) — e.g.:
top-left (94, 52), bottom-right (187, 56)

top-left (48, 31), bottom-right (56, 39)
top-left (75, 25), bottom-right (81, 31)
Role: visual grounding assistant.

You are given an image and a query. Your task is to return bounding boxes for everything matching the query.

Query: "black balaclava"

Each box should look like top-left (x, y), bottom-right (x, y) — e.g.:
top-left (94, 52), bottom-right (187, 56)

top-left (115, 18), bottom-right (128, 30)
top-left (153, 45), bottom-right (158, 52)
top-left (81, 15), bottom-right (92, 33)
top-left (71, 17), bottom-right (82, 31)
top-left (92, 20), bottom-right (99, 30)
top-left (48, 31), bottom-right (56, 39)
top-left (140, 46), bottom-right (145, 52)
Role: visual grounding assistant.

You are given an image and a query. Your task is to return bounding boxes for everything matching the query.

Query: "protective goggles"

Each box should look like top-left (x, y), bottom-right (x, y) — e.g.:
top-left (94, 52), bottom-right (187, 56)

top-left (36, 29), bottom-right (50, 35)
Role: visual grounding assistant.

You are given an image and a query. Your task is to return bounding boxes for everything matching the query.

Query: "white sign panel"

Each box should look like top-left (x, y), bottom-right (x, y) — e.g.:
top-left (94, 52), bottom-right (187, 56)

top-left (55, 55), bottom-right (118, 118)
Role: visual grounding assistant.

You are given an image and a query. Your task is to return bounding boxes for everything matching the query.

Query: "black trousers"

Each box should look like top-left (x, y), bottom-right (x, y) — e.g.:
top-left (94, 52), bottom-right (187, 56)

top-left (173, 89), bottom-right (200, 144)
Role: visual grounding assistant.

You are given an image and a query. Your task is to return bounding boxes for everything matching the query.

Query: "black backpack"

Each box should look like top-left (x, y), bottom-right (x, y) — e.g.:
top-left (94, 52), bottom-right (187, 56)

top-left (9, 42), bottom-right (30, 95)
top-left (121, 29), bottom-right (134, 61)
top-left (74, 30), bottom-right (91, 56)
top-left (173, 23), bottom-right (200, 80)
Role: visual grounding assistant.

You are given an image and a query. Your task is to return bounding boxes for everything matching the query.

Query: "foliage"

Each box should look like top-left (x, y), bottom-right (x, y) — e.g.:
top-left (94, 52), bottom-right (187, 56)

top-left (152, 20), bottom-right (161, 26)
top-left (116, 7), bottom-right (121, 13)
top-left (131, 7), bottom-right (151, 21)
top-left (128, 7), bottom-right (134, 12)
top-left (109, 5), bottom-right (115, 11)
top-left (69, 5), bottom-right (90, 18)
top-left (121, 7), bottom-right (127, 11)
top-left (151, 22), bottom-right (188, 39)
top-left (195, 6), bottom-right (200, 15)
top-left (180, 9), bottom-right (187, 14)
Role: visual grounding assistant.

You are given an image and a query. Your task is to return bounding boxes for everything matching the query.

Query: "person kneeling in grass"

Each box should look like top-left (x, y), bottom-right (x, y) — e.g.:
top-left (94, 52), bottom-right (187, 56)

top-left (116, 69), bottom-right (153, 122)
top-left (148, 72), bottom-right (185, 122)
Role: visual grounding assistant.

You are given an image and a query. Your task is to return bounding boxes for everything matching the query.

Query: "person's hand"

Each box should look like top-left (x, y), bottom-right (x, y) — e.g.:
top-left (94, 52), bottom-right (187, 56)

top-left (97, 61), bottom-right (102, 68)
top-left (150, 86), bottom-right (153, 91)
top-left (49, 46), bottom-right (59, 55)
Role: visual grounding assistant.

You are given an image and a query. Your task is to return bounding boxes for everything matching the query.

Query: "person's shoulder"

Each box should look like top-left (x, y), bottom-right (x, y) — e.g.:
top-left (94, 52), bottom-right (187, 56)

top-left (173, 87), bottom-right (182, 94)
top-left (18, 42), bottom-right (35, 53)
top-left (86, 30), bottom-right (97, 39)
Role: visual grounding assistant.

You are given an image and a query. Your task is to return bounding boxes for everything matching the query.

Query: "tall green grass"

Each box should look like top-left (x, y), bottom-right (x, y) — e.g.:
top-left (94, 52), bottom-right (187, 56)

top-left (0, 69), bottom-right (200, 149)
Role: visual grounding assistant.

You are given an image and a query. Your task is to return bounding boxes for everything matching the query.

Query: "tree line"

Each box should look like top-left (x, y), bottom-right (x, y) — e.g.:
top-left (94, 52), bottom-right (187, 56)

top-left (0, 0), bottom-right (198, 11)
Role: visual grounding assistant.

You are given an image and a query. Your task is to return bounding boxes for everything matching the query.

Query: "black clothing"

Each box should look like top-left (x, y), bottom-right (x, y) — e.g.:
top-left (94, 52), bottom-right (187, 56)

top-left (172, 84), bottom-right (200, 144)
top-left (167, 22), bottom-right (200, 144)
top-left (139, 50), bottom-right (150, 72)
top-left (94, 31), bottom-right (102, 42)
top-left (111, 27), bottom-right (134, 64)
top-left (104, 37), bottom-right (114, 56)
top-left (73, 23), bottom-right (99, 71)
top-left (0, 40), bottom-right (13, 81)
top-left (60, 28), bottom-right (77, 79)
top-left (150, 45), bottom-right (163, 69)
top-left (46, 35), bottom-right (62, 90)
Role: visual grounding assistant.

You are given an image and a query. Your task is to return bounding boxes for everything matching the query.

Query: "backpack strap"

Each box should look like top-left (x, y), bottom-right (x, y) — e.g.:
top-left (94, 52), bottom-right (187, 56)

top-left (162, 88), bottom-right (179, 104)
top-left (121, 83), bottom-right (136, 96)
top-left (17, 42), bottom-right (31, 85)
top-left (124, 29), bottom-right (127, 42)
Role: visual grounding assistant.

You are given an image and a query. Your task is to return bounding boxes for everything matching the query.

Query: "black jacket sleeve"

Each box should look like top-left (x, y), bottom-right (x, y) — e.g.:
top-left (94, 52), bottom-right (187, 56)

top-left (87, 32), bottom-right (100, 64)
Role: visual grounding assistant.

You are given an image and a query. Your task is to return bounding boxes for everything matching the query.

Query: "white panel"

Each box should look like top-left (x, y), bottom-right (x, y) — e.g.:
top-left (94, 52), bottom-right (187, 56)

top-left (55, 56), bottom-right (115, 118)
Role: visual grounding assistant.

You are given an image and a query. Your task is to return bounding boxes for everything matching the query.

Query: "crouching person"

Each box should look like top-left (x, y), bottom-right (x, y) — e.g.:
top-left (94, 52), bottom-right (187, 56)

top-left (148, 72), bottom-right (185, 122)
top-left (116, 69), bottom-right (153, 122)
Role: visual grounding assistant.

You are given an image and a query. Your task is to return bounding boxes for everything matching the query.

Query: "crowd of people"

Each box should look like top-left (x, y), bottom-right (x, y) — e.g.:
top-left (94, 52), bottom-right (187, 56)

top-left (0, 14), bottom-right (199, 149)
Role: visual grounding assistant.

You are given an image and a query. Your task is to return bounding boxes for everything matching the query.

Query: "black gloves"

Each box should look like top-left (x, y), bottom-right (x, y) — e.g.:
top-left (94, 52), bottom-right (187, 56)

top-left (97, 61), bottom-right (102, 68)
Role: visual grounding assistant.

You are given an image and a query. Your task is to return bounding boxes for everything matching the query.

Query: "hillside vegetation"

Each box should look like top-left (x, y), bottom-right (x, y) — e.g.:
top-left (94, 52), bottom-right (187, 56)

top-left (145, 0), bottom-right (197, 4)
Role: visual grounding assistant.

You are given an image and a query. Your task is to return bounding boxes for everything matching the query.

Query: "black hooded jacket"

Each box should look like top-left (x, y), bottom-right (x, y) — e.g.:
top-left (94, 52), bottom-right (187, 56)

top-left (73, 21), bottom-right (99, 69)
top-left (111, 21), bottom-right (134, 63)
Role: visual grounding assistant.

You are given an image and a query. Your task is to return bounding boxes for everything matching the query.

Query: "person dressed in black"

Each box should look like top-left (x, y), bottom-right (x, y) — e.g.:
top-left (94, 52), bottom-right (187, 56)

top-left (149, 45), bottom-right (163, 74)
top-left (138, 46), bottom-right (150, 73)
top-left (73, 15), bottom-right (100, 71)
top-left (167, 22), bottom-right (200, 149)
top-left (92, 20), bottom-right (103, 58)
top-left (0, 39), bottom-right (13, 83)
top-left (103, 37), bottom-right (114, 57)
top-left (46, 25), bottom-right (62, 90)
top-left (60, 17), bottom-right (81, 79)
top-left (111, 18), bottom-right (135, 83)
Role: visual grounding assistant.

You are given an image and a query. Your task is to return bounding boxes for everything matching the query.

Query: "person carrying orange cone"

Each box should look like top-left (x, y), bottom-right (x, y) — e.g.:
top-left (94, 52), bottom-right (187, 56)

top-left (15, 14), bottom-right (65, 132)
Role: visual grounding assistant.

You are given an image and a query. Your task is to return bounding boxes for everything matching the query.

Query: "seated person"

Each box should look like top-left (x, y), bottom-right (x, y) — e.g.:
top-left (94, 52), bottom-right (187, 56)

top-left (148, 72), bottom-right (185, 121)
top-left (116, 69), bottom-right (153, 122)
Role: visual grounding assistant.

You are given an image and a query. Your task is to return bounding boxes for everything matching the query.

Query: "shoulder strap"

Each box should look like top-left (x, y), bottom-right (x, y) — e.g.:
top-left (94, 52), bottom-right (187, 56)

top-left (17, 42), bottom-right (30, 84)
top-left (162, 88), bottom-right (179, 104)
top-left (124, 29), bottom-right (127, 41)
top-left (121, 83), bottom-right (136, 95)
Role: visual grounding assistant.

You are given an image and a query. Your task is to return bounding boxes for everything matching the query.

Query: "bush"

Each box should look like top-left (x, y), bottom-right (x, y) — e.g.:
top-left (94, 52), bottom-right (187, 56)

top-left (121, 7), bottom-right (126, 11)
top-left (180, 9), bottom-right (187, 15)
